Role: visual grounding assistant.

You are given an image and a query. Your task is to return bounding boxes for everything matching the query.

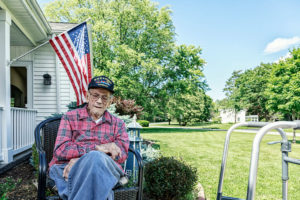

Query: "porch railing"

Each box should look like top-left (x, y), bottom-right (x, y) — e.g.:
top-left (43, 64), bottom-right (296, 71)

top-left (11, 107), bottom-right (37, 155)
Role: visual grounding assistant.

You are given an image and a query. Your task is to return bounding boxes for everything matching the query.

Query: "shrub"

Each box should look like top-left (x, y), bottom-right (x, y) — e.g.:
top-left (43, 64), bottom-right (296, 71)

top-left (137, 120), bottom-right (149, 127)
top-left (144, 156), bottom-right (197, 200)
top-left (113, 97), bottom-right (144, 118)
top-left (141, 143), bottom-right (160, 163)
top-left (31, 143), bottom-right (39, 172)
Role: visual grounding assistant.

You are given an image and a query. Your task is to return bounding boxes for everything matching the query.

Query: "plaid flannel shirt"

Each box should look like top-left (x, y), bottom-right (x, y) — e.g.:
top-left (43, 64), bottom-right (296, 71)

top-left (49, 105), bottom-right (129, 169)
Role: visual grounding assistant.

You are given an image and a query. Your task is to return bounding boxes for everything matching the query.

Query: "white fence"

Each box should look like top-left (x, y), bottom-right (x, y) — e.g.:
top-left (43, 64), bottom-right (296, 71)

top-left (11, 108), bottom-right (37, 155)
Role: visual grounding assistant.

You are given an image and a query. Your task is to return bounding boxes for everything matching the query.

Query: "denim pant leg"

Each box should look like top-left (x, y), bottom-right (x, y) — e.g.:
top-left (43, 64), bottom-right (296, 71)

top-left (49, 164), bottom-right (68, 200)
top-left (68, 151), bottom-right (124, 200)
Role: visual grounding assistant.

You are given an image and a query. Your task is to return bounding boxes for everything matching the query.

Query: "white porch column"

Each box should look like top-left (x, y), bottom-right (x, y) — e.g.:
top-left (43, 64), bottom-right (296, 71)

top-left (0, 9), bottom-right (13, 163)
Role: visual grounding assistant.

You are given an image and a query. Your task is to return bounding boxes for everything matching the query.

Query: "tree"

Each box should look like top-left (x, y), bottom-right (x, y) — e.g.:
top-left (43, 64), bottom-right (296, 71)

top-left (167, 91), bottom-right (212, 125)
top-left (44, 0), bottom-right (211, 121)
top-left (235, 63), bottom-right (273, 120)
top-left (223, 63), bottom-right (274, 121)
top-left (265, 48), bottom-right (300, 120)
top-left (223, 70), bottom-right (243, 122)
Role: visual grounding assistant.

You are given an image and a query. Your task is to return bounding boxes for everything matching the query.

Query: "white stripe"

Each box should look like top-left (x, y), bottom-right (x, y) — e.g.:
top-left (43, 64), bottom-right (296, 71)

top-left (58, 34), bottom-right (88, 91)
top-left (57, 34), bottom-right (87, 104)
top-left (65, 33), bottom-right (88, 89)
top-left (52, 37), bottom-right (83, 105)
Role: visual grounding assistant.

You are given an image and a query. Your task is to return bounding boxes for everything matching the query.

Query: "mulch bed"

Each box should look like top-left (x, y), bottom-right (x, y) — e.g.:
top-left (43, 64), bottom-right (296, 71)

top-left (0, 160), bottom-right (206, 200)
top-left (0, 161), bottom-right (37, 200)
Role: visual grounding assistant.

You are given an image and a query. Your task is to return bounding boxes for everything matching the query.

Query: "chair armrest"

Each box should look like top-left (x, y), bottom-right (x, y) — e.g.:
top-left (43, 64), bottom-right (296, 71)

top-left (128, 147), bottom-right (144, 200)
top-left (37, 149), bottom-right (47, 200)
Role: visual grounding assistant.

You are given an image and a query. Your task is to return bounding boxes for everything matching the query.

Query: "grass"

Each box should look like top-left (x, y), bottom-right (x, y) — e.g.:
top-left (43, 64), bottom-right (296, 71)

top-left (150, 122), bottom-right (233, 129)
top-left (149, 122), bottom-right (296, 133)
top-left (141, 128), bottom-right (300, 200)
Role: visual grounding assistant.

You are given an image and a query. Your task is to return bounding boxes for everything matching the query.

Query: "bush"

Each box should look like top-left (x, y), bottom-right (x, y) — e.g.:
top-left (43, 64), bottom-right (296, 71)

top-left (144, 156), bottom-right (197, 200)
top-left (137, 120), bottom-right (149, 127)
top-left (31, 143), bottom-right (39, 172)
top-left (141, 142), bottom-right (160, 163)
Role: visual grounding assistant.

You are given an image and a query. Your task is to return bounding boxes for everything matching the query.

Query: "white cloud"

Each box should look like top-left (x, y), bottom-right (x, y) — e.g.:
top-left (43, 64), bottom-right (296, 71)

top-left (264, 37), bottom-right (300, 54)
top-left (274, 52), bottom-right (292, 63)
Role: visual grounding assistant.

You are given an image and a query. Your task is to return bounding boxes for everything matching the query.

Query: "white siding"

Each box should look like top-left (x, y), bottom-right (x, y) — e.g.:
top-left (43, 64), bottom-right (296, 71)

top-left (32, 44), bottom-right (76, 124)
top-left (11, 46), bottom-right (33, 61)
top-left (59, 58), bottom-right (76, 113)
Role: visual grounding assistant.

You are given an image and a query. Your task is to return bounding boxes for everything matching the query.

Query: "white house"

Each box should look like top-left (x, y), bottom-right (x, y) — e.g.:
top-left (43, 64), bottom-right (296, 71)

top-left (0, 0), bottom-right (76, 165)
top-left (220, 109), bottom-right (259, 123)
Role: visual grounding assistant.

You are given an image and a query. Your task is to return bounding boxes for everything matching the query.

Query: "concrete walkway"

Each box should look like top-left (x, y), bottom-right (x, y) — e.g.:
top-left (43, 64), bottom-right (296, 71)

top-left (148, 125), bottom-right (300, 137)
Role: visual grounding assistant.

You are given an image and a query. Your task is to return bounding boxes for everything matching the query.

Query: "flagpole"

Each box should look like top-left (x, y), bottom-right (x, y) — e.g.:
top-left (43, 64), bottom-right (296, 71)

top-left (8, 40), bottom-right (50, 66)
top-left (8, 18), bottom-right (92, 66)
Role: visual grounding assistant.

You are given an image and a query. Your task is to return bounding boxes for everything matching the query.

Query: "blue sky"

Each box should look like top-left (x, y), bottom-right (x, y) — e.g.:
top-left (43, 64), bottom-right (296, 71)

top-left (37, 0), bottom-right (300, 101)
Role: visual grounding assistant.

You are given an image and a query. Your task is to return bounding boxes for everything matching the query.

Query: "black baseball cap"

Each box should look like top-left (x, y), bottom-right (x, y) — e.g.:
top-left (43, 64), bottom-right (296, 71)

top-left (88, 76), bottom-right (114, 93)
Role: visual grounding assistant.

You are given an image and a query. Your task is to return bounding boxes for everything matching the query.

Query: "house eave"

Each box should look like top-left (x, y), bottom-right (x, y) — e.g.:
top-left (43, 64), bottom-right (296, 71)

top-left (0, 0), bottom-right (52, 46)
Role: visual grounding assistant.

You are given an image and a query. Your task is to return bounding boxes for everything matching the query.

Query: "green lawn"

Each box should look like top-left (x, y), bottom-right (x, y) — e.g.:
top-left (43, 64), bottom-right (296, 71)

top-left (149, 122), bottom-right (296, 133)
top-left (141, 128), bottom-right (300, 200)
top-left (150, 122), bottom-right (233, 129)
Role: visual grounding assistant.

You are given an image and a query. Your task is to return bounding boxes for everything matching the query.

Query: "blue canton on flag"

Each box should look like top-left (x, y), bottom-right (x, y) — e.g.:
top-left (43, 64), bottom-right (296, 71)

top-left (68, 23), bottom-right (90, 58)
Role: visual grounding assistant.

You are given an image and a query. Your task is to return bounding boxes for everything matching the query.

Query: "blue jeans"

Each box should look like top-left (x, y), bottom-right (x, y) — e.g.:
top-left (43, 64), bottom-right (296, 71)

top-left (49, 151), bottom-right (124, 200)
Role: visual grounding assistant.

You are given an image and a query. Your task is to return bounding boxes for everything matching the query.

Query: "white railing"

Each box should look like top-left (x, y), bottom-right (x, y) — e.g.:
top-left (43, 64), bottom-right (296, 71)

top-left (11, 107), bottom-right (37, 155)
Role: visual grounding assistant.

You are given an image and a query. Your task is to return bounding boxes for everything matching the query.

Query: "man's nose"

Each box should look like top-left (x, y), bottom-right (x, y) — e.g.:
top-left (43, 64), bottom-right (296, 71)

top-left (96, 97), bottom-right (103, 103)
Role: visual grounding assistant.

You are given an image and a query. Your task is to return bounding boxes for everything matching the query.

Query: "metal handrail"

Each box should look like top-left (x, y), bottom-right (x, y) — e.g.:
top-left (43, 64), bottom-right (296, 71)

top-left (217, 122), bottom-right (288, 200)
top-left (246, 121), bottom-right (300, 200)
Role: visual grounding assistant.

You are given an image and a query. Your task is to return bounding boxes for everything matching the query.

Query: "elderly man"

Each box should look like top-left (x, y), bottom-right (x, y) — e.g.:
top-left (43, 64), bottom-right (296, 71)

top-left (49, 76), bottom-right (129, 200)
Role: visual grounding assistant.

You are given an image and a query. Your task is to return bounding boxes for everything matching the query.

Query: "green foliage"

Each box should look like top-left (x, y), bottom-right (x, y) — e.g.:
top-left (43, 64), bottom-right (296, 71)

top-left (137, 120), bottom-right (149, 127)
top-left (223, 47), bottom-right (300, 121)
top-left (167, 91), bottom-right (213, 125)
top-left (223, 63), bottom-right (274, 121)
top-left (144, 156), bottom-right (197, 200)
top-left (141, 142), bottom-right (160, 163)
top-left (265, 48), bottom-right (300, 120)
top-left (31, 143), bottom-right (39, 172)
top-left (0, 177), bottom-right (20, 200)
top-left (44, 0), bottom-right (211, 122)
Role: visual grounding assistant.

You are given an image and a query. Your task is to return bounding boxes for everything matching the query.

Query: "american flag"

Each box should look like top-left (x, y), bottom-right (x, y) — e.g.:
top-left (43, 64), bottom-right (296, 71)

top-left (49, 22), bottom-right (92, 106)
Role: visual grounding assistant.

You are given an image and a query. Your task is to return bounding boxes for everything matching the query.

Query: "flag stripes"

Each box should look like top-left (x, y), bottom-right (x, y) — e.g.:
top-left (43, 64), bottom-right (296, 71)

top-left (49, 22), bottom-right (92, 106)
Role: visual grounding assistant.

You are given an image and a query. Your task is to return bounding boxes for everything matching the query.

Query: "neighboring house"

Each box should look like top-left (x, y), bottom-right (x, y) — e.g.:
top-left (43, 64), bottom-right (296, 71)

top-left (220, 109), bottom-right (259, 123)
top-left (0, 0), bottom-right (76, 164)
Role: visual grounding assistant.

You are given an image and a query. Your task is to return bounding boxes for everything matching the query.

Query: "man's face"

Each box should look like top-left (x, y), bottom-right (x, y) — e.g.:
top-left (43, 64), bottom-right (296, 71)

top-left (86, 88), bottom-right (113, 120)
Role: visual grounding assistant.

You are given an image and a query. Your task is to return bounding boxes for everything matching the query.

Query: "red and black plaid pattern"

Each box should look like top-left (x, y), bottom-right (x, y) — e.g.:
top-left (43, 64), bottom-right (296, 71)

top-left (49, 106), bottom-right (129, 169)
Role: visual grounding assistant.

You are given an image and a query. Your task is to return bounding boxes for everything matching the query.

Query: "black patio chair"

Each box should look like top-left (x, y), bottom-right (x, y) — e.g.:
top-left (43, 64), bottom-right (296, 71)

top-left (34, 116), bottom-right (143, 200)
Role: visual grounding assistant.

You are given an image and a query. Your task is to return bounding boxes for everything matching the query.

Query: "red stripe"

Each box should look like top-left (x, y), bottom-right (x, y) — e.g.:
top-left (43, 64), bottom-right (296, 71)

top-left (62, 34), bottom-right (88, 86)
top-left (50, 38), bottom-right (80, 104)
top-left (61, 34), bottom-right (87, 99)
top-left (58, 35), bottom-right (85, 104)
top-left (87, 53), bottom-right (92, 82)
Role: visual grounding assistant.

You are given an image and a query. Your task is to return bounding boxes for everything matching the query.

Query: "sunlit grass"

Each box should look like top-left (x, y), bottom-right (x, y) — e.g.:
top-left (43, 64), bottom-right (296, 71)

top-left (141, 128), bottom-right (300, 200)
top-left (149, 122), bottom-right (296, 133)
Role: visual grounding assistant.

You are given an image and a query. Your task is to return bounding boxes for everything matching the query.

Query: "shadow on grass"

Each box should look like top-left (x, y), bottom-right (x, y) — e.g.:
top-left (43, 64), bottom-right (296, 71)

top-left (288, 140), bottom-right (300, 144)
top-left (140, 128), bottom-right (211, 134)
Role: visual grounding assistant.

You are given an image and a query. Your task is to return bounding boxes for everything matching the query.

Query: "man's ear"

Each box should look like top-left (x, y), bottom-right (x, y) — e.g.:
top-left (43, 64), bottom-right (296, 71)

top-left (108, 94), bottom-right (114, 106)
top-left (85, 91), bottom-right (90, 103)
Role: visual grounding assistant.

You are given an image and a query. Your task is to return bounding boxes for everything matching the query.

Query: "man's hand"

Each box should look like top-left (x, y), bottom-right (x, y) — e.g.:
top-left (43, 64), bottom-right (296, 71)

top-left (95, 143), bottom-right (121, 160)
top-left (63, 158), bottom-right (79, 180)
